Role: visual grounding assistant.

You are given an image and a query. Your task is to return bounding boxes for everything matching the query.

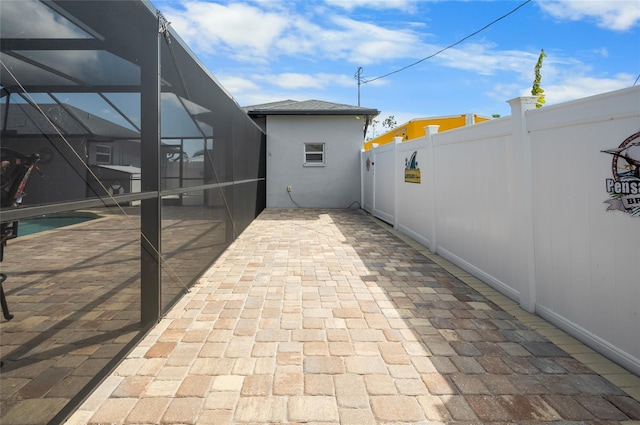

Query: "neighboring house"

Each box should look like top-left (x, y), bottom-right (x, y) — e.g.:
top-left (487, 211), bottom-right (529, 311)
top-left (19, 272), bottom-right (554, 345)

top-left (0, 103), bottom-right (140, 204)
top-left (364, 114), bottom-right (492, 150)
top-left (1, 103), bottom-right (212, 206)
top-left (245, 100), bottom-right (379, 208)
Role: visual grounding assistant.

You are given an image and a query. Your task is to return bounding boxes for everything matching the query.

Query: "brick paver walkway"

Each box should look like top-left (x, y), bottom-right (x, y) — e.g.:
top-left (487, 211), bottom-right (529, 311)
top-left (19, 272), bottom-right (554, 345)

top-left (66, 208), bottom-right (640, 424)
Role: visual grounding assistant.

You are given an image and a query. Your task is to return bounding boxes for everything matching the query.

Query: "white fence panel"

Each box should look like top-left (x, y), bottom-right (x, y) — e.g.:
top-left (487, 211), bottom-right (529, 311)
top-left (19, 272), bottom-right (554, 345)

top-left (396, 136), bottom-right (431, 248)
top-left (361, 86), bottom-right (640, 374)
top-left (372, 142), bottom-right (396, 224)
top-left (361, 150), bottom-right (375, 213)
top-left (433, 118), bottom-right (518, 300)
top-left (528, 88), bottom-right (640, 372)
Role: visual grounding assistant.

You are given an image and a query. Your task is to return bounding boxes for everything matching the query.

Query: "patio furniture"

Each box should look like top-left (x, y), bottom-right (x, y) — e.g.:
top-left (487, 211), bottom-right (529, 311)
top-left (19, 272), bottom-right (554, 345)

top-left (1, 148), bottom-right (40, 367)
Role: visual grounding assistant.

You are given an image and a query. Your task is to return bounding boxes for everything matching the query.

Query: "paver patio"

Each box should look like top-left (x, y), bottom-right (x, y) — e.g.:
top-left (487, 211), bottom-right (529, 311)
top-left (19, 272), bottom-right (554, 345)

top-left (63, 208), bottom-right (640, 424)
top-left (0, 206), bottom-right (228, 424)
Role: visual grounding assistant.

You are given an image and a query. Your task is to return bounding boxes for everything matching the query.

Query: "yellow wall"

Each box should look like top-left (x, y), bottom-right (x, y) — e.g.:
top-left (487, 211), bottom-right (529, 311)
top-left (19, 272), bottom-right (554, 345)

top-left (364, 114), bottom-right (491, 151)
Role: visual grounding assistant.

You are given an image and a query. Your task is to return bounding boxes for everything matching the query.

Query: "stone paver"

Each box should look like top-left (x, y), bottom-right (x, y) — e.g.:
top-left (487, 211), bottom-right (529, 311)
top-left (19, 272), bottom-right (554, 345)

top-left (0, 206), bottom-right (235, 424)
top-left (63, 209), bottom-right (640, 424)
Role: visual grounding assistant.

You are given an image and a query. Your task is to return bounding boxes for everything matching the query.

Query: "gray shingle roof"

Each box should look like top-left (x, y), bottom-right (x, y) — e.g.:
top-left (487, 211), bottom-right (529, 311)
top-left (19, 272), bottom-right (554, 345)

top-left (244, 99), bottom-right (379, 116)
top-left (1, 103), bottom-right (139, 139)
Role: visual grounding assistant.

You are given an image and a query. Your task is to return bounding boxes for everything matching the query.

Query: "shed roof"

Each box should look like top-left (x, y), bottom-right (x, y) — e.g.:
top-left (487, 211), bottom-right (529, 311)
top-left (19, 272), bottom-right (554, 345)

top-left (244, 99), bottom-right (379, 116)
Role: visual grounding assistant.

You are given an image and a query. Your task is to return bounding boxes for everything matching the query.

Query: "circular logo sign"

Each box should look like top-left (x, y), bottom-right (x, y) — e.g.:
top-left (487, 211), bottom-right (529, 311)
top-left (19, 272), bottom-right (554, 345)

top-left (602, 131), bottom-right (640, 216)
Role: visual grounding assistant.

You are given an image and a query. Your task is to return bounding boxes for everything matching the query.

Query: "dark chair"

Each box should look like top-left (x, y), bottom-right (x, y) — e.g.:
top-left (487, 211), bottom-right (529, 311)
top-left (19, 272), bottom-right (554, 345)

top-left (1, 148), bottom-right (40, 367)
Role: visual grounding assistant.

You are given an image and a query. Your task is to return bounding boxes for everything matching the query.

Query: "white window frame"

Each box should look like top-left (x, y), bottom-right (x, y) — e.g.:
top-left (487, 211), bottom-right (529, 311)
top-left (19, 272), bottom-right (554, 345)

top-left (303, 142), bottom-right (325, 166)
top-left (95, 144), bottom-right (112, 164)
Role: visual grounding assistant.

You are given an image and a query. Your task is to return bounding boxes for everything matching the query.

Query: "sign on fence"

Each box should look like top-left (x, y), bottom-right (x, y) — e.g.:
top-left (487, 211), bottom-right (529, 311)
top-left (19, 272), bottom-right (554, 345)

top-left (602, 131), bottom-right (640, 216)
top-left (404, 151), bottom-right (420, 183)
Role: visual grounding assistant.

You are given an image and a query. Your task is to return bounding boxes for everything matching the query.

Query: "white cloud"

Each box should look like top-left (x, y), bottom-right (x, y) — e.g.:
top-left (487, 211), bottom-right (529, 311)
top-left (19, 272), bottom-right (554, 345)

top-left (215, 76), bottom-right (261, 94)
top-left (273, 20), bottom-right (324, 57)
top-left (428, 44), bottom-right (630, 107)
top-left (436, 43), bottom-right (538, 76)
top-left (216, 72), bottom-right (361, 106)
top-left (482, 48), bottom-right (635, 108)
top-left (538, 0), bottom-right (640, 31)
top-left (538, 74), bottom-right (634, 104)
top-left (161, 1), bottom-right (425, 65)
top-left (323, 0), bottom-right (419, 12)
top-left (319, 16), bottom-right (425, 64)
top-left (489, 82), bottom-right (524, 101)
top-left (254, 72), bottom-right (355, 89)
top-left (272, 15), bottom-right (425, 65)
top-left (159, 0), bottom-right (637, 118)
top-left (163, 2), bottom-right (289, 60)
top-left (268, 73), bottom-right (326, 89)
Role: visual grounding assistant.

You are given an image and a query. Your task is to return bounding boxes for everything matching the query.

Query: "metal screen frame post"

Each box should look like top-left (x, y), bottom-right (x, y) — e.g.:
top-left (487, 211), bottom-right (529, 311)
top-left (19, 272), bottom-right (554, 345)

top-left (140, 17), bottom-right (162, 324)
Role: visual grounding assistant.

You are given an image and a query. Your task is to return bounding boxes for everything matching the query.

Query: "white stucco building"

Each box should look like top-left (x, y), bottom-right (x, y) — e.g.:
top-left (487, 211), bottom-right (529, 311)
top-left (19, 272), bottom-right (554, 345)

top-left (245, 100), bottom-right (379, 208)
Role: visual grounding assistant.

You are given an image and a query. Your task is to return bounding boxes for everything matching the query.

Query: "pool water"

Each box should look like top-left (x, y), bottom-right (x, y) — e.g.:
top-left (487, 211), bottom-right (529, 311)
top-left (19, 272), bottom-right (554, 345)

top-left (18, 216), bottom-right (96, 237)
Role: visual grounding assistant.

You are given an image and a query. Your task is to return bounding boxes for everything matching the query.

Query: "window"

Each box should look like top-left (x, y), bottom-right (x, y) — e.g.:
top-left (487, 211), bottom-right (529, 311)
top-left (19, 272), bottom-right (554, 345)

top-left (95, 145), bottom-right (112, 164)
top-left (304, 143), bottom-right (325, 166)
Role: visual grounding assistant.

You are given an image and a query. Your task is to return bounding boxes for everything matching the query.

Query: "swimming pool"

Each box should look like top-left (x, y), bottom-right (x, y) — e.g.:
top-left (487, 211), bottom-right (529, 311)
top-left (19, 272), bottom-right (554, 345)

top-left (17, 214), bottom-right (98, 237)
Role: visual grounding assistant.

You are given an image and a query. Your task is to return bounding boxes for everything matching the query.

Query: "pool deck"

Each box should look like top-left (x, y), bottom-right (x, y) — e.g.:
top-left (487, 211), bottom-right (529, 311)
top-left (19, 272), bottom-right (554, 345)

top-left (1, 205), bottom-right (228, 425)
top-left (62, 208), bottom-right (640, 424)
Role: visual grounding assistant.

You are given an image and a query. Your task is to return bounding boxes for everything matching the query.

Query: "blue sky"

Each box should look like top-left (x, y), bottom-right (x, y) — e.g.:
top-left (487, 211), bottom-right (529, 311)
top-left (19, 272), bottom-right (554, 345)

top-left (155, 0), bottom-right (640, 135)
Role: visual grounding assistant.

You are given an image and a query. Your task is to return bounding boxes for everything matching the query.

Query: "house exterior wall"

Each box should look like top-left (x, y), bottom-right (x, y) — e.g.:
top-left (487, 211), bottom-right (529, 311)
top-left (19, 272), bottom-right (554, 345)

top-left (266, 115), bottom-right (364, 208)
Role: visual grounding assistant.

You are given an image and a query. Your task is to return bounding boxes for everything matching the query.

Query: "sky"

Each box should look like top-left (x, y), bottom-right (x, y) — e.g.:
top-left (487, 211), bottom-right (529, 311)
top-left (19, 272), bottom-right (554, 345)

top-left (154, 0), bottom-right (640, 136)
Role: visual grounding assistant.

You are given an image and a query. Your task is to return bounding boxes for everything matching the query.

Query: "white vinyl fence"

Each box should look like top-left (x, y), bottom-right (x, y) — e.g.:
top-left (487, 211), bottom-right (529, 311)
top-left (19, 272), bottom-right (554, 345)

top-left (362, 86), bottom-right (640, 375)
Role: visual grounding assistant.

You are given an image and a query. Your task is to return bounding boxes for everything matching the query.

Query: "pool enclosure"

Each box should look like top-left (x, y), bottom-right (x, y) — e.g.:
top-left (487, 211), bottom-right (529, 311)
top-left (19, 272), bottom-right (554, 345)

top-left (0, 1), bottom-right (265, 423)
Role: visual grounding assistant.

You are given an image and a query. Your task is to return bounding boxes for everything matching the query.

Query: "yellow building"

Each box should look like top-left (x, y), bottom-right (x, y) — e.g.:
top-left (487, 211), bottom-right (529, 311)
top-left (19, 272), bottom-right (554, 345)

top-left (364, 114), bottom-right (492, 150)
